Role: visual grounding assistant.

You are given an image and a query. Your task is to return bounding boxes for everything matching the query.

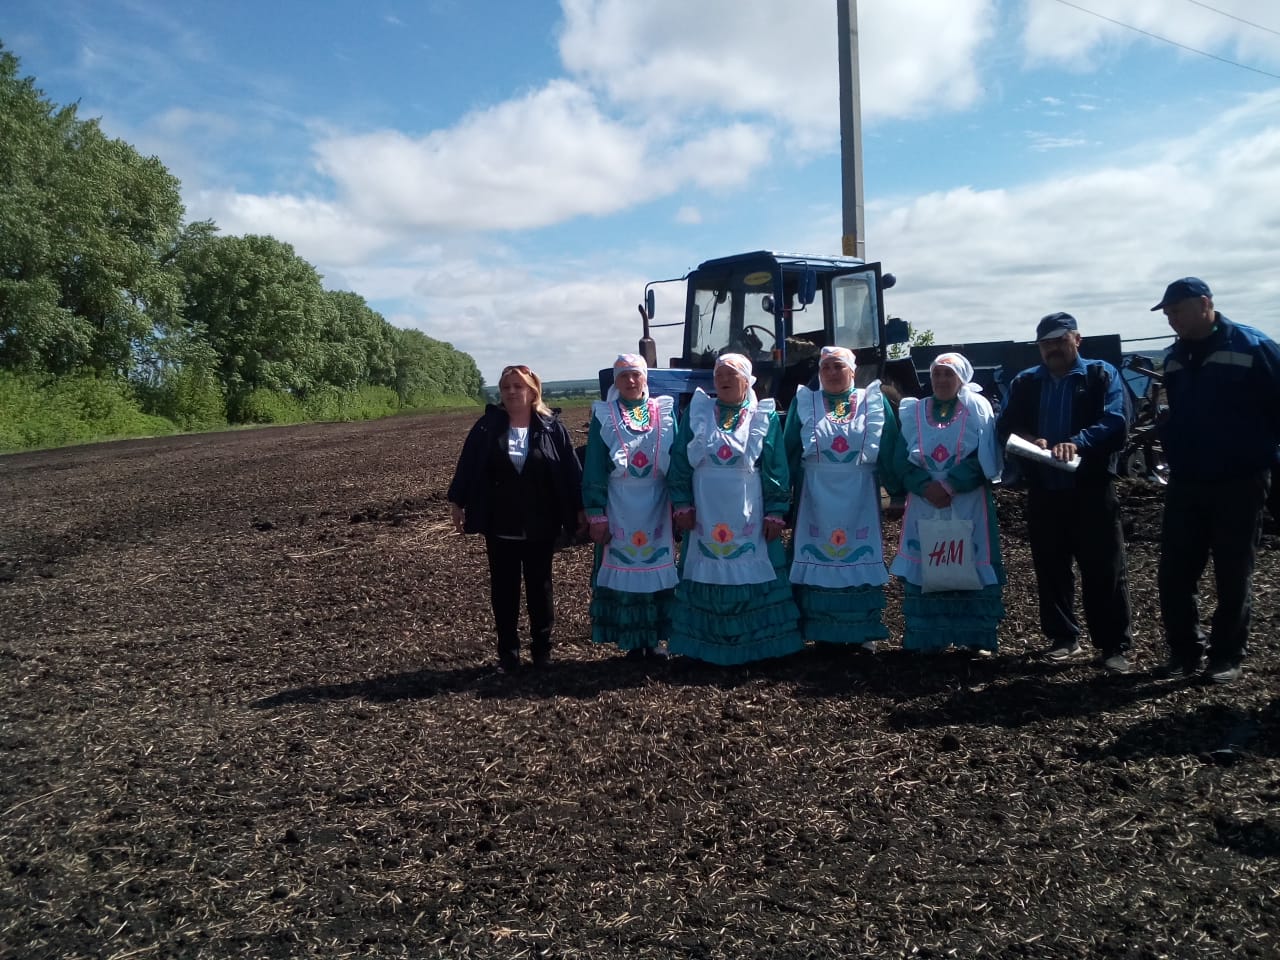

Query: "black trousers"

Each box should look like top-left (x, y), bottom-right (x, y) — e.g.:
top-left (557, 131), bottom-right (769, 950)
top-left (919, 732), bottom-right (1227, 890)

top-left (1026, 483), bottom-right (1132, 656)
top-left (485, 535), bottom-right (556, 661)
top-left (1158, 470), bottom-right (1270, 669)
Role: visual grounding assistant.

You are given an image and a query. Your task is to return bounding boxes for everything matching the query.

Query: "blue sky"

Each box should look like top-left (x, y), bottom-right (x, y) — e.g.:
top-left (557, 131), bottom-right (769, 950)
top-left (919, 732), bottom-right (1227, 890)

top-left (3, 0), bottom-right (1279, 382)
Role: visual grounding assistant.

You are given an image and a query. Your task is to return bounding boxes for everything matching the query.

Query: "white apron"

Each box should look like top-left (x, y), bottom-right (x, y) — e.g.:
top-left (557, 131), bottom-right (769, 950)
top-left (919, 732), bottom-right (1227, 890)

top-left (790, 382), bottom-right (889, 588)
top-left (592, 396), bottom-right (678, 592)
top-left (681, 390), bottom-right (778, 586)
top-left (889, 394), bottom-right (1001, 588)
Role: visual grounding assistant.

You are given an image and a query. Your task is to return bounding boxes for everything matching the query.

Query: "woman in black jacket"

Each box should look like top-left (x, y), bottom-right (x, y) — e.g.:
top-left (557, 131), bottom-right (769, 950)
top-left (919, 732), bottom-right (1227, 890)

top-left (448, 364), bottom-right (585, 672)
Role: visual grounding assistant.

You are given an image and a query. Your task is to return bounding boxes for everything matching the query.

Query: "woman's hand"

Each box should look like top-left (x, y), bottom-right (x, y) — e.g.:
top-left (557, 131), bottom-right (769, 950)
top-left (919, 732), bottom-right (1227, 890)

top-left (673, 507), bottom-right (696, 533)
top-left (588, 516), bottom-right (611, 544)
top-left (449, 503), bottom-right (466, 534)
top-left (922, 481), bottom-right (953, 509)
top-left (763, 515), bottom-right (785, 542)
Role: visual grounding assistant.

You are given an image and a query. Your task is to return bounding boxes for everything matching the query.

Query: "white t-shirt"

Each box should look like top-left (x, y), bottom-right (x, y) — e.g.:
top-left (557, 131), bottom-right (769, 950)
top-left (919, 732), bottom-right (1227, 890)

top-left (508, 426), bottom-right (529, 473)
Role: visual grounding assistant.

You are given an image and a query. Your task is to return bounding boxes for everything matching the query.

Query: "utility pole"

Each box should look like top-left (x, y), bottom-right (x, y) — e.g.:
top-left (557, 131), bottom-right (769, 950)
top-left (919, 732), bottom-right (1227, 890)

top-left (837, 0), bottom-right (865, 260)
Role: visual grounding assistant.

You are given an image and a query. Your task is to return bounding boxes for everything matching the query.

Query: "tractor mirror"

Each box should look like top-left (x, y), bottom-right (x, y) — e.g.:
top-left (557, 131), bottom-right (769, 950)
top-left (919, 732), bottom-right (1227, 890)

top-left (761, 294), bottom-right (775, 315)
top-left (882, 273), bottom-right (897, 290)
top-left (644, 288), bottom-right (656, 320)
top-left (885, 317), bottom-right (910, 345)
top-left (799, 269), bottom-right (817, 305)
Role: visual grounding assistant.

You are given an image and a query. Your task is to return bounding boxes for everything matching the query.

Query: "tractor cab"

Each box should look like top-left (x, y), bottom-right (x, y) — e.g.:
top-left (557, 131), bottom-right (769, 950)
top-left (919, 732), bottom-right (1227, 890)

top-left (605, 250), bottom-right (907, 411)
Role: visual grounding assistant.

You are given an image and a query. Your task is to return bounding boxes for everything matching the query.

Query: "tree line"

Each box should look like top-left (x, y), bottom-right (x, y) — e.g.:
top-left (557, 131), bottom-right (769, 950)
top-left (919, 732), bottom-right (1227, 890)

top-left (0, 43), bottom-right (483, 450)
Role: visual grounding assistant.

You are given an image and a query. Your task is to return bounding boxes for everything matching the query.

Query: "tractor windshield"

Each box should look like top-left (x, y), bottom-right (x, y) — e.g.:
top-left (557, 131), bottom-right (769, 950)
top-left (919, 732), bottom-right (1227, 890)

top-left (688, 272), bottom-right (778, 367)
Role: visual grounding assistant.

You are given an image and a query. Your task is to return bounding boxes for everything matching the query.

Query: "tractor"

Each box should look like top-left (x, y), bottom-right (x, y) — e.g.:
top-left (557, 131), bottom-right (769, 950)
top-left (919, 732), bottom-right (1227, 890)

top-left (600, 249), bottom-right (911, 412)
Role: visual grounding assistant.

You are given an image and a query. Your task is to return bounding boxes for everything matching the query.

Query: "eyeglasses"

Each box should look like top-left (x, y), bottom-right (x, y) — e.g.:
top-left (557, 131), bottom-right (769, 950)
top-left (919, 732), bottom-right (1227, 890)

top-left (501, 364), bottom-right (532, 377)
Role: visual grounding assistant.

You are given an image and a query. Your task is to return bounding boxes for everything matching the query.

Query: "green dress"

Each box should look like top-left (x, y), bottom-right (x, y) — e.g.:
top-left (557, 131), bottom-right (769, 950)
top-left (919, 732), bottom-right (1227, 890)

top-left (582, 395), bottom-right (677, 651)
top-left (666, 390), bottom-right (803, 665)
top-left (890, 393), bottom-right (1006, 652)
top-left (784, 382), bottom-right (901, 646)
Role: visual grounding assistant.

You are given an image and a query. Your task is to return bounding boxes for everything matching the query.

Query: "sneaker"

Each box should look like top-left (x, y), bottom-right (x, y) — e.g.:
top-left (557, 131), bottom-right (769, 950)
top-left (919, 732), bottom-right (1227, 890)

top-left (1207, 663), bottom-right (1243, 684)
top-left (860, 641), bottom-right (878, 654)
top-left (1101, 654), bottom-right (1131, 675)
top-left (1043, 640), bottom-right (1084, 661)
top-left (1153, 658), bottom-right (1200, 681)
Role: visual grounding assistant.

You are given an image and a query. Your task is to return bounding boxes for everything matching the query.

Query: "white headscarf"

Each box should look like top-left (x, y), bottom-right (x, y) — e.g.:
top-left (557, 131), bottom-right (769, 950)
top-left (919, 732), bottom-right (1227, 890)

top-left (929, 351), bottom-right (1001, 480)
top-left (714, 352), bottom-right (758, 405)
top-left (929, 352), bottom-right (983, 395)
top-left (606, 353), bottom-right (649, 402)
top-left (819, 345), bottom-right (857, 371)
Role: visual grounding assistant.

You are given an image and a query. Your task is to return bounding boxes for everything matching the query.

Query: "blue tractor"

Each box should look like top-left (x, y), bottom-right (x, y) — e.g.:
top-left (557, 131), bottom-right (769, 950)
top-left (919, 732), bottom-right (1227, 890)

top-left (601, 250), bottom-right (911, 412)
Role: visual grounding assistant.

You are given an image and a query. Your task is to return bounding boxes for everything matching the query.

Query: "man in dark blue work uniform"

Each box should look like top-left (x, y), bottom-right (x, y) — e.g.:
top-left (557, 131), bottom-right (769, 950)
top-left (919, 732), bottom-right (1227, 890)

top-left (1153, 278), bottom-right (1280, 684)
top-left (998, 312), bottom-right (1133, 673)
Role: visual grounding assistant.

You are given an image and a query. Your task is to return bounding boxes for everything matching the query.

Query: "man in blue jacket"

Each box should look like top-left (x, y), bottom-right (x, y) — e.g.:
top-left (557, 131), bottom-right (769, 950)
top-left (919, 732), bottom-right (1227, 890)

top-left (998, 312), bottom-right (1133, 673)
top-left (1153, 278), bottom-right (1280, 684)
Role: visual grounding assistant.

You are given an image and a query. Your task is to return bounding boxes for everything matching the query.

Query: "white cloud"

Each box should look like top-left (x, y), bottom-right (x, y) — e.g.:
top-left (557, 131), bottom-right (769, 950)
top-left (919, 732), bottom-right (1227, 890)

top-left (1027, 133), bottom-right (1090, 151)
top-left (311, 80), bottom-right (772, 232)
top-left (1022, 0), bottom-right (1280, 68)
top-left (189, 190), bottom-right (395, 267)
top-left (675, 206), bottom-right (703, 225)
top-left (559, 0), bottom-right (997, 142)
top-left (870, 93), bottom-right (1280, 348)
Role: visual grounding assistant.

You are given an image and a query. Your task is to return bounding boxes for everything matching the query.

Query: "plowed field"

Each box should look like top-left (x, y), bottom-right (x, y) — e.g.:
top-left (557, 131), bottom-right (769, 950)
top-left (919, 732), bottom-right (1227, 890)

top-left (2, 410), bottom-right (1277, 959)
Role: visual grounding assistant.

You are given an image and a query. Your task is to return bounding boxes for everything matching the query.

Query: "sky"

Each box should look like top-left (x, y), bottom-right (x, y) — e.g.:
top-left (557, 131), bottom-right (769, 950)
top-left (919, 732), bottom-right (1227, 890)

top-left (3, 0), bottom-right (1280, 384)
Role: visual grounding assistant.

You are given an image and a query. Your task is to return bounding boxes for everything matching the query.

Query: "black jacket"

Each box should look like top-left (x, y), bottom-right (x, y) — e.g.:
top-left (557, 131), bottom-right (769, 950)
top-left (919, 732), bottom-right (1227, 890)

top-left (447, 405), bottom-right (583, 541)
top-left (997, 359), bottom-right (1126, 488)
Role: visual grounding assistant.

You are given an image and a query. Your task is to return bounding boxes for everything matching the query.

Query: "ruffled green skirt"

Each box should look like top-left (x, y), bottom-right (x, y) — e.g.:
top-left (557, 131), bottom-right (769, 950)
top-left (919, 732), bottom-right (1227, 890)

top-left (589, 584), bottom-right (673, 651)
top-left (899, 581), bottom-right (1004, 652)
top-left (795, 584), bottom-right (888, 645)
top-left (669, 539), bottom-right (804, 665)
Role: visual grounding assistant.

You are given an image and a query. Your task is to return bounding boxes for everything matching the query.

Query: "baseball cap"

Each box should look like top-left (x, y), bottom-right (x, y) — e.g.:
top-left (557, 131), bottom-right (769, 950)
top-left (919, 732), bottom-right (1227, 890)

top-left (1151, 277), bottom-right (1212, 311)
top-left (1035, 312), bottom-right (1078, 341)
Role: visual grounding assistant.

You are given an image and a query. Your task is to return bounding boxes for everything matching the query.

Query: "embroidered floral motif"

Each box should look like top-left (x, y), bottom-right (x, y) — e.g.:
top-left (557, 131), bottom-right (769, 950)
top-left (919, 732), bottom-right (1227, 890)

top-left (626, 447), bottom-right (653, 478)
top-left (606, 526), bottom-right (670, 566)
top-left (697, 522), bottom-right (756, 561)
top-left (821, 431), bottom-right (857, 463)
top-left (714, 442), bottom-right (742, 466)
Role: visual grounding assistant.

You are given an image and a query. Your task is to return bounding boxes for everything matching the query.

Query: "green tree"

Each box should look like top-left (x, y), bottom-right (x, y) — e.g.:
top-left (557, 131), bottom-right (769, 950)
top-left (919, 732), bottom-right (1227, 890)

top-left (320, 290), bottom-right (398, 390)
top-left (887, 320), bottom-right (935, 360)
top-left (174, 233), bottom-right (331, 420)
top-left (0, 44), bottom-right (184, 375)
top-left (393, 328), bottom-right (484, 406)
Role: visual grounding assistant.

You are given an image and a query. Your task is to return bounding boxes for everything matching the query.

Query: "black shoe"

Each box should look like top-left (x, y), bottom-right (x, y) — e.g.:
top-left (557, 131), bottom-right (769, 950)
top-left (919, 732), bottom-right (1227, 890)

top-left (497, 654), bottom-right (521, 675)
top-left (624, 648), bottom-right (648, 661)
top-left (531, 651), bottom-right (551, 669)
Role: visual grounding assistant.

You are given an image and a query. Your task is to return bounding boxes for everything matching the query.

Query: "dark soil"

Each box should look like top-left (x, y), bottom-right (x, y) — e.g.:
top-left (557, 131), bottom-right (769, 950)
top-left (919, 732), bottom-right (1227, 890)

top-left (2, 411), bottom-right (1278, 959)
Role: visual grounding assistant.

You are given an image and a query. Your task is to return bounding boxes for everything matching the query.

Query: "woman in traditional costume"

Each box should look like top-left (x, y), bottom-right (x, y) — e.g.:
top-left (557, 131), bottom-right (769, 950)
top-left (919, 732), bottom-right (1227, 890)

top-left (785, 346), bottom-right (900, 650)
top-left (889, 352), bottom-right (1005, 652)
top-left (667, 354), bottom-right (803, 664)
top-left (583, 354), bottom-right (678, 658)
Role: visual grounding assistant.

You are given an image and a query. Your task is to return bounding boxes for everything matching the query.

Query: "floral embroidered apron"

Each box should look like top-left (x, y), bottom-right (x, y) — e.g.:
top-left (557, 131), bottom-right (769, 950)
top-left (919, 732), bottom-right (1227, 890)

top-left (681, 391), bottom-right (777, 586)
top-left (790, 382), bottom-right (888, 588)
top-left (593, 396), bottom-right (678, 592)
